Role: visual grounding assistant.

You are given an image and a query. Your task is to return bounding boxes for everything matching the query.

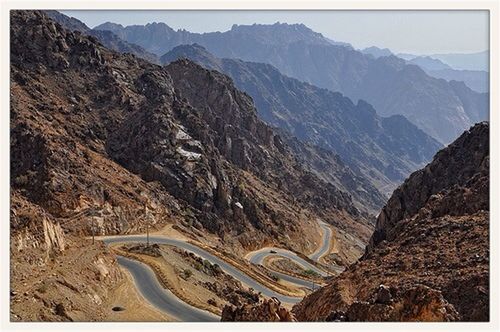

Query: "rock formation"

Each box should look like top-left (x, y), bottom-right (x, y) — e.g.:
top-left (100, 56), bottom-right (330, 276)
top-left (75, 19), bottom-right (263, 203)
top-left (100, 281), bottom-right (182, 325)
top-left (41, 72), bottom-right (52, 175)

top-left (293, 122), bottom-right (489, 322)
top-left (221, 298), bottom-right (295, 322)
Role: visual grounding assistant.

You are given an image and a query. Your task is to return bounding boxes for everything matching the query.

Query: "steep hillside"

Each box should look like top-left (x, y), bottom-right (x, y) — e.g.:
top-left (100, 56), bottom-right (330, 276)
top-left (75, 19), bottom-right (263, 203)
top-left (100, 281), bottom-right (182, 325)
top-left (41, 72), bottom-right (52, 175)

top-left (162, 44), bottom-right (442, 197)
top-left (293, 123), bottom-right (489, 322)
top-left (95, 21), bottom-right (488, 144)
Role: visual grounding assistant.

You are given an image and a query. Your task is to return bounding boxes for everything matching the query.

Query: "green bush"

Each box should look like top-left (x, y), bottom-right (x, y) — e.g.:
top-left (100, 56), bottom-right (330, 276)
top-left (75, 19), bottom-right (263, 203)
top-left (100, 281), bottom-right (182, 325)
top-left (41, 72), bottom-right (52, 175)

top-left (183, 269), bottom-right (193, 279)
top-left (303, 269), bottom-right (320, 278)
top-left (203, 259), bottom-right (212, 269)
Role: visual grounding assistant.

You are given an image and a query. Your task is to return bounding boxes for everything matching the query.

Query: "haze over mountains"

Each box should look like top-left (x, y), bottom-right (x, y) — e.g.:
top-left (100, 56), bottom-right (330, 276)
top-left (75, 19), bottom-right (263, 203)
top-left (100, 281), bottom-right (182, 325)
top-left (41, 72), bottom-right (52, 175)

top-left (93, 20), bottom-right (489, 145)
top-left (162, 44), bottom-right (442, 196)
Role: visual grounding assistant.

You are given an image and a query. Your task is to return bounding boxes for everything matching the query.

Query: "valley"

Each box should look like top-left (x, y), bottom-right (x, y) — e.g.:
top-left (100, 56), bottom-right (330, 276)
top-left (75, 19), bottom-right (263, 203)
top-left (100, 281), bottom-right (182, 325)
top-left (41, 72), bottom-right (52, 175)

top-left (100, 217), bottom-right (339, 321)
top-left (8, 9), bottom-right (490, 324)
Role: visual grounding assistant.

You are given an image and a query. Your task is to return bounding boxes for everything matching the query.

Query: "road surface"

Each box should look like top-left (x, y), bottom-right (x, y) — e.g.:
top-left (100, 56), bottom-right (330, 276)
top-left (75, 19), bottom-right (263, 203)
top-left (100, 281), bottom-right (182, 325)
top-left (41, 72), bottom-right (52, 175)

top-left (117, 256), bottom-right (219, 322)
top-left (102, 219), bottom-right (340, 320)
top-left (308, 220), bottom-right (332, 262)
top-left (246, 220), bottom-right (344, 276)
top-left (247, 247), bottom-right (330, 277)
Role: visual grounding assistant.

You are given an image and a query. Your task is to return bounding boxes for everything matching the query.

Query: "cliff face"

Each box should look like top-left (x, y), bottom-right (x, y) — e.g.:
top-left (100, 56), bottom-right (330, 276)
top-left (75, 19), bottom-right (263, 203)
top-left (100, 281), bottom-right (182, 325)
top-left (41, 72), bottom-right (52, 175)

top-left (293, 122), bottom-right (489, 322)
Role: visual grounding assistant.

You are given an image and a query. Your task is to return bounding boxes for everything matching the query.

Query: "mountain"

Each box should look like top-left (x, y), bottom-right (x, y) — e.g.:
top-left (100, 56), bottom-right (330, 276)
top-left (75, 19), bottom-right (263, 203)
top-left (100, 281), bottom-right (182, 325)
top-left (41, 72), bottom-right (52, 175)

top-left (402, 55), bottom-right (488, 93)
top-left (293, 122), bottom-right (489, 322)
top-left (423, 68), bottom-right (488, 93)
top-left (13, 9), bottom-right (377, 251)
top-left (94, 21), bottom-right (335, 57)
top-left (430, 51), bottom-right (489, 71)
top-left (162, 44), bottom-right (443, 198)
top-left (95, 21), bottom-right (489, 144)
top-left (44, 10), bottom-right (160, 64)
top-left (406, 56), bottom-right (452, 70)
top-left (361, 46), bottom-right (393, 58)
top-left (398, 51), bottom-right (489, 71)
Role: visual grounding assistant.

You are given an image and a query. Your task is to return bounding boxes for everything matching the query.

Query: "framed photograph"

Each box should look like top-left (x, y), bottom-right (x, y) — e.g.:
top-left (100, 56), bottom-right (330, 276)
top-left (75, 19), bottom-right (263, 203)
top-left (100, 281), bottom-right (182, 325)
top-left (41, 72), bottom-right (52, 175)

top-left (1, 1), bottom-right (498, 331)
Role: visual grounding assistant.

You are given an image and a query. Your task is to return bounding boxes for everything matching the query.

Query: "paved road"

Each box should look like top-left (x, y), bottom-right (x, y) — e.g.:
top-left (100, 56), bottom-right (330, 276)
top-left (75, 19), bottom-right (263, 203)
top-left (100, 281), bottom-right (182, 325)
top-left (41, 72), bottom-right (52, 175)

top-left (247, 247), bottom-right (330, 277)
top-left (104, 236), bottom-right (302, 305)
top-left (117, 256), bottom-right (219, 322)
top-left (246, 220), bottom-right (344, 278)
top-left (308, 220), bottom-right (332, 262)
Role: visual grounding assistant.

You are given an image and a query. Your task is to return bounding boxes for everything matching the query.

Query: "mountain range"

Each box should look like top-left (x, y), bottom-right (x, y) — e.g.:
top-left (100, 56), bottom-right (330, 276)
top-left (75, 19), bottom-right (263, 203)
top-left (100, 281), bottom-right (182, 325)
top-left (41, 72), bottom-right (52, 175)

top-left (398, 50), bottom-right (489, 71)
top-left (161, 44), bottom-right (442, 196)
top-left (93, 21), bottom-right (489, 144)
top-left (363, 47), bottom-right (489, 93)
top-left (10, 10), bottom-right (490, 323)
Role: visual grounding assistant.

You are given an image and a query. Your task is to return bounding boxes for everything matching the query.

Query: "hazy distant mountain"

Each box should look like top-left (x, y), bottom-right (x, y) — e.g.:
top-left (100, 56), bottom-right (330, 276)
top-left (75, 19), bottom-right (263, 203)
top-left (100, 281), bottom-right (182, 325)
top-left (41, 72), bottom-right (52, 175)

top-left (398, 51), bottom-right (489, 71)
top-left (427, 68), bottom-right (488, 93)
top-left (94, 21), bottom-right (336, 56)
top-left (361, 46), bottom-right (393, 58)
top-left (96, 21), bottom-right (488, 144)
top-left (163, 44), bottom-right (443, 197)
top-left (406, 56), bottom-right (452, 70)
top-left (400, 54), bottom-right (489, 92)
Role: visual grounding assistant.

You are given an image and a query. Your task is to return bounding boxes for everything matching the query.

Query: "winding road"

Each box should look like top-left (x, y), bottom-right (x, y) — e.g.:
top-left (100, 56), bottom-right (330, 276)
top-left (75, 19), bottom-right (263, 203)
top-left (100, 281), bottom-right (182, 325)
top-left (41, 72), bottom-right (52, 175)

top-left (103, 219), bottom-right (339, 321)
top-left (246, 220), bottom-right (344, 276)
top-left (117, 256), bottom-right (219, 322)
top-left (308, 220), bottom-right (333, 262)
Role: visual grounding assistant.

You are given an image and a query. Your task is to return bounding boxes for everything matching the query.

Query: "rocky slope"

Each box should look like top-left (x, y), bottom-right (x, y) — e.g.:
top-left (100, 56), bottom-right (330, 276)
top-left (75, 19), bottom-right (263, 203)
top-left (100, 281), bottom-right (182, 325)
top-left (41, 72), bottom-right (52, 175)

top-left (293, 122), bottom-right (489, 321)
top-left (95, 21), bottom-right (489, 144)
top-left (162, 44), bottom-right (442, 197)
top-left (45, 10), bottom-right (159, 64)
top-left (10, 11), bottom-right (374, 321)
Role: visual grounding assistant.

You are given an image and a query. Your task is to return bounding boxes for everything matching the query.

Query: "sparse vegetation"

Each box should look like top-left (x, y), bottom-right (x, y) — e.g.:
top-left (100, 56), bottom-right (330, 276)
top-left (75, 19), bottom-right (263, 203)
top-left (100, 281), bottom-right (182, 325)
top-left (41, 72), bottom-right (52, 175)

top-left (37, 283), bottom-right (48, 294)
top-left (182, 268), bottom-right (193, 279)
top-left (302, 269), bottom-right (320, 278)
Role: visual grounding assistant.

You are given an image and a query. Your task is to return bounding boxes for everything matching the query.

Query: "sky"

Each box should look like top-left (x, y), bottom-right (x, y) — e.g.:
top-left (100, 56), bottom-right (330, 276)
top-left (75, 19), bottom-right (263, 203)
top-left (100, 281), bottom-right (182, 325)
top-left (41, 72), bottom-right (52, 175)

top-left (61, 10), bottom-right (489, 55)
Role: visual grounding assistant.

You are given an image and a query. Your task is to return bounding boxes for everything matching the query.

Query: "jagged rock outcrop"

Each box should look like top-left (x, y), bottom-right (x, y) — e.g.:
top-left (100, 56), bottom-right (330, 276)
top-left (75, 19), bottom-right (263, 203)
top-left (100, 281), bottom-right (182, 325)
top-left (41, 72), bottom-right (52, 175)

top-left (329, 285), bottom-right (460, 322)
top-left (293, 122), bottom-right (489, 322)
top-left (369, 122), bottom-right (489, 250)
top-left (221, 298), bottom-right (295, 322)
